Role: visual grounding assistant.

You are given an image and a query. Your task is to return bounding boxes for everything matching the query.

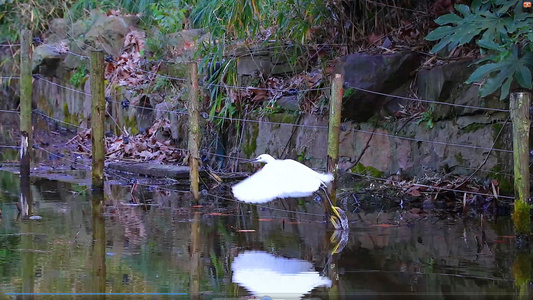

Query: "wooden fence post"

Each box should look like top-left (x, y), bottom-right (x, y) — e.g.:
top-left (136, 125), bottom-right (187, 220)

top-left (19, 29), bottom-right (32, 177)
top-left (509, 92), bottom-right (531, 239)
top-left (91, 191), bottom-right (106, 296)
top-left (188, 62), bottom-right (200, 201)
top-left (90, 50), bottom-right (105, 190)
top-left (327, 74), bottom-right (343, 205)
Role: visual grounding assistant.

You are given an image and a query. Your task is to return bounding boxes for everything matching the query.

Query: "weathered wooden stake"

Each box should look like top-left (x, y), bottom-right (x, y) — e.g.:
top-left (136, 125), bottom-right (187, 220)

top-left (91, 191), bottom-right (106, 297)
top-left (509, 92), bottom-right (531, 237)
top-left (327, 74), bottom-right (343, 205)
top-left (90, 50), bottom-right (105, 190)
top-left (188, 62), bottom-right (200, 201)
top-left (189, 212), bottom-right (201, 299)
top-left (19, 29), bottom-right (32, 177)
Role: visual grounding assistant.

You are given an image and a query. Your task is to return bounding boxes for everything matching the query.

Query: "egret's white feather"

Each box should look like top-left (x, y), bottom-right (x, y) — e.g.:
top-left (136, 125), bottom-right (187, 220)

top-left (232, 154), bottom-right (334, 203)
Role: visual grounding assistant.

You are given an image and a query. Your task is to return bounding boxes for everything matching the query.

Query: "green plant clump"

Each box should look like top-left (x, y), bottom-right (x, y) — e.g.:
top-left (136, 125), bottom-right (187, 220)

top-left (416, 108), bottom-right (435, 129)
top-left (426, 0), bottom-right (533, 100)
top-left (70, 62), bottom-right (87, 88)
top-left (351, 163), bottom-right (384, 178)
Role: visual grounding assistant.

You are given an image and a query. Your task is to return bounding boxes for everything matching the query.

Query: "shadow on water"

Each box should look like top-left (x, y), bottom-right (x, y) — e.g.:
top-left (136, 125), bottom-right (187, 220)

top-left (0, 170), bottom-right (531, 299)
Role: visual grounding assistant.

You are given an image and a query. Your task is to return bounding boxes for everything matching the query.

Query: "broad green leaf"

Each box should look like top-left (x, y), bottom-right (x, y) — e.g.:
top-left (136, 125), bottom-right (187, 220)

top-left (466, 62), bottom-right (504, 83)
top-left (430, 35), bottom-right (453, 53)
top-left (477, 39), bottom-right (502, 50)
top-left (527, 32), bottom-right (533, 44)
top-left (447, 39), bottom-right (461, 51)
top-left (500, 77), bottom-right (512, 100)
top-left (471, 48), bottom-right (533, 100)
top-left (522, 51), bottom-right (533, 65)
top-left (479, 75), bottom-right (504, 97)
top-left (515, 64), bottom-right (532, 88)
top-left (458, 27), bottom-right (482, 44)
top-left (455, 4), bottom-right (472, 16)
top-left (425, 26), bottom-right (455, 41)
top-left (496, 0), bottom-right (517, 14)
top-left (434, 13), bottom-right (462, 25)
top-left (425, 6), bottom-right (512, 54)
top-left (474, 55), bottom-right (499, 65)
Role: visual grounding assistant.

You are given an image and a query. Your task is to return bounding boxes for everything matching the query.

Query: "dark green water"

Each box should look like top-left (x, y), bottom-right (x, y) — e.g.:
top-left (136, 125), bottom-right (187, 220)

top-left (0, 170), bottom-right (530, 299)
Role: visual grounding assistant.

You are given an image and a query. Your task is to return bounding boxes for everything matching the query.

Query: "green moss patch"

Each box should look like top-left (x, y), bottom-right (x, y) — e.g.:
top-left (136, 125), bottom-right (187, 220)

top-left (463, 123), bottom-right (484, 133)
top-left (123, 114), bottom-right (139, 136)
top-left (351, 162), bottom-right (384, 178)
top-left (489, 165), bottom-right (514, 194)
top-left (243, 124), bottom-right (259, 158)
top-left (63, 102), bottom-right (80, 126)
top-left (512, 200), bottom-right (531, 234)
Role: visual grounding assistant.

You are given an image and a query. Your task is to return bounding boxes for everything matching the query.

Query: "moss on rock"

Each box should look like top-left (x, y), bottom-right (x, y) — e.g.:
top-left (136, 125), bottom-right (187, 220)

top-left (351, 163), bottom-right (384, 178)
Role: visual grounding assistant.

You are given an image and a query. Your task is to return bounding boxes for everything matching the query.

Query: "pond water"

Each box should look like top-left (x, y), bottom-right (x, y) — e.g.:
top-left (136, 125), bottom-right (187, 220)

top-left (0, 169), bottom-right (530, 299)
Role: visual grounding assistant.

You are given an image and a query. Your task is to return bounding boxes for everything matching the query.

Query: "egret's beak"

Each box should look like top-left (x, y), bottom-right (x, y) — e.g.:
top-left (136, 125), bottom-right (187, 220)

top-left (239, 157), bottom-right (258, 164)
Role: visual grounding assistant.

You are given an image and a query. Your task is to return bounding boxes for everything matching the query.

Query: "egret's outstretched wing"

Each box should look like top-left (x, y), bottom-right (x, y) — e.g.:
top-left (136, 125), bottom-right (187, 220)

top-left (232, 159), bottom-right (334, 203)
top-left (282, 159), bottom-right (333, 184)
top-left (232, 163), bottom-right (290, 203)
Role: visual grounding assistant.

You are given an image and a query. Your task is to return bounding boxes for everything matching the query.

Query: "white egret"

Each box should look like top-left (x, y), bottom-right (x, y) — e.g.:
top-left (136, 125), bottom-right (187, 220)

top-left (232, 251), bottom-right (332, 299)
top-left (232, 154), bottom-right (348, 230)
top-left (232, 154), bottom-right (333, 203)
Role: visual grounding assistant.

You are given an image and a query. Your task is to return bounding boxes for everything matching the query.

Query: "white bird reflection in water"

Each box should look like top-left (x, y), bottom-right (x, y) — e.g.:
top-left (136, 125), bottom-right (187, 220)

top-left (232, 251), bottom-right (332, 299)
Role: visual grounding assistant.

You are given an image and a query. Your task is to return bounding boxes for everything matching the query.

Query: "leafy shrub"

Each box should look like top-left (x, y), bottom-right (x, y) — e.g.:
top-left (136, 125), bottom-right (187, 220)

top-left (426, 0), bottom-right (533, 100)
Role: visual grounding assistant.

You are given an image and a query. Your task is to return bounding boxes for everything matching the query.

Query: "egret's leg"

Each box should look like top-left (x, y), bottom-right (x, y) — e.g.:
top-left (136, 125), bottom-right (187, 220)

top-left (318, 185), bottom-right (346, 230)
top-left (320, 185), bottom-right (334, 207)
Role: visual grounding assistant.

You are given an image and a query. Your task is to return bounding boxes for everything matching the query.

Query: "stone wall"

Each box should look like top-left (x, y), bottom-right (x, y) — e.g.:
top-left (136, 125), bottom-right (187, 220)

top-left (1, 23), bottom-right (516, 186)
top-left (237, 112), bottom-right (512, 183)
top-left (235, 54), bottom-right (515, 187)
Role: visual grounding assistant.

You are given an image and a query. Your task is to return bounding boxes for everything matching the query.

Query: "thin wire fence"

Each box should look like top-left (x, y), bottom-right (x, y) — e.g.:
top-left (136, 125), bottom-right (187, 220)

top-left (345, 85), bottom-right (511, 113)
top-left (31, 64), bottom-right (515, 175)
top-left (34, 110), bottom-right (88, 130)
top-left (34, 145), bottom-right (91, 167)
top-left (0, 109), bottom-right (19, 114)
top-left (36, 76), bottom-right (91, 96)
top-left (107, 98), bottom-right (189, 116)
top-left (1, 38), bottom-right (520, 204)
top-left (32, 70), bottom-right (514, 143)
top-left (103, 167), bottom-right (328, 219)
top-left (350, 172), bottom-right (515, 200)
top-left (131, 66), bottom-right (188, 83)
top-left (205, 191), bottom-right (327, 217)
top-left (5, 42), bottom-right (515, 112)
top-left (105, 176), bottom-right (329, 222)
top-left (41, 43), bottom-right (89, 60)
top-left (206, 82), bottom-right (331, 93)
